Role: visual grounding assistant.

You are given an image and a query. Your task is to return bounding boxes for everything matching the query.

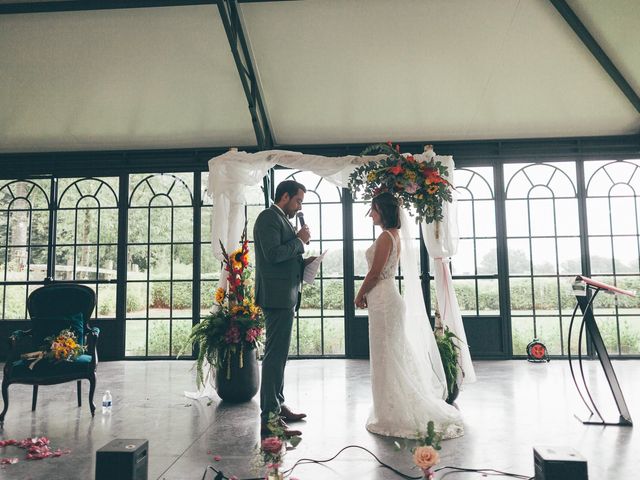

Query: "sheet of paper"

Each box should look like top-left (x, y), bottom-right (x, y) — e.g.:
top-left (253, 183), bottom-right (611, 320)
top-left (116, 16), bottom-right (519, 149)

top-left (303, 250), bottom-right (328, 285)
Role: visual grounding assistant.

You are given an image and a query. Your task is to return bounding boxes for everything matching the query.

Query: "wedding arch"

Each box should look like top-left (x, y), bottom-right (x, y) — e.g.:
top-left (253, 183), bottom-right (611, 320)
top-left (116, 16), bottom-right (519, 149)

top-left (207, 148), bottom-right (476, 386)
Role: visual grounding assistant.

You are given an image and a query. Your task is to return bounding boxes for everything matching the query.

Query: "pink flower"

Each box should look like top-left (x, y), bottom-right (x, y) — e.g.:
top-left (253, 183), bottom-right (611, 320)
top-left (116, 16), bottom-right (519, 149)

top-left (261, 437), bottom-right (283, 455)
top-left (213, 455), bottom-right (222, 461)
top-left (245, 327), bottom-right (261, 343)
top-left (224, 326), bottom-right (241, 344)
top-left (405, 182), bottom-right (419, 194)
top-left (413, 446), bottom-right (439, 469)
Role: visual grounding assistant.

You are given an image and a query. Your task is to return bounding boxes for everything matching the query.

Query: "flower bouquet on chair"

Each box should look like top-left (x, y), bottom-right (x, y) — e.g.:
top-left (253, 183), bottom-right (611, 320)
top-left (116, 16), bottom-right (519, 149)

top-left (21, 329), bottom-right (85, 370)
top-left (182, 226), bottom-right (265, 402)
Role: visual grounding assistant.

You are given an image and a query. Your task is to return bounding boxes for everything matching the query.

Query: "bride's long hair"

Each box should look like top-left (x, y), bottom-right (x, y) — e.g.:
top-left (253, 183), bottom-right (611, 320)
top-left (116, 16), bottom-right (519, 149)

top-left (371, 192), bottom-right (401, 229)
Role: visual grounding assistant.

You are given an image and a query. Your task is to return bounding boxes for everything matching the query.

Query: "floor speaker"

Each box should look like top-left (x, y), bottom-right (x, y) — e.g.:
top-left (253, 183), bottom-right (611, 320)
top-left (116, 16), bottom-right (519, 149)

top-left (533, 446), bottom-right (588, 480)
top-left (96, 438), bottom-right (148, 480)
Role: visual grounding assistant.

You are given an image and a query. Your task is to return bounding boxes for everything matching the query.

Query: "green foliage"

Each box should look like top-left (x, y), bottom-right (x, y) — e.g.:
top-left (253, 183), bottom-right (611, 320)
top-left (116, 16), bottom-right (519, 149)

top-left (300, 281), bottom-right (344, 310)
top-left (150, 282), bottom-right (192, 309)
top-left (436, 328), bottom-right (460, 404)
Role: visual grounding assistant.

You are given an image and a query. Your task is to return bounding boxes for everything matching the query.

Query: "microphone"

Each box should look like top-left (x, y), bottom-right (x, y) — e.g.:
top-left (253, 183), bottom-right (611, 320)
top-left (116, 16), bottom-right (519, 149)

top-left (296, 212), bottom-right (310, 245)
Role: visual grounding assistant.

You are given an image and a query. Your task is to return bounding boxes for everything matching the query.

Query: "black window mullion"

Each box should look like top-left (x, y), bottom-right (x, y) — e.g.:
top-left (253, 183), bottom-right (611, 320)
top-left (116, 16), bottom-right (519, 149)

top-left (47, 178), bottom-right (57, 280)
top-left (193, 170), bottom-right (201, 338)
top-left (494, 161), bottom-right (512, 357)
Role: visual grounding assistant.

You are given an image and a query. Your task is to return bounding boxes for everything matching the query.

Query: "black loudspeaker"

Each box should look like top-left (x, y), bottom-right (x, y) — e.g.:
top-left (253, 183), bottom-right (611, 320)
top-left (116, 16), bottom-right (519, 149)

top-left (96, 438), bottom-right (149, 480)
top-left (533, 446), bottom-right (588, 480)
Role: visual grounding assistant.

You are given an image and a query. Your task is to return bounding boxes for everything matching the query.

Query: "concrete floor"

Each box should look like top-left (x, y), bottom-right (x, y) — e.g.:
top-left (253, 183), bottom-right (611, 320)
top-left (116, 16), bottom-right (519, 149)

top-left (0, 359), bottom-right (638, 479)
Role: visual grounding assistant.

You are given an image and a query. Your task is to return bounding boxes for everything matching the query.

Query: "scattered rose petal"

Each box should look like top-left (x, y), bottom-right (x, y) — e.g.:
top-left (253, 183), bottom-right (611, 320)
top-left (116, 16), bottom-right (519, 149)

top-left (213, 455), bottom-right (222, 461)
top-left (0, 458), bottom-right (18, 465)
top-left (0, 436), bottom-right (69, 464)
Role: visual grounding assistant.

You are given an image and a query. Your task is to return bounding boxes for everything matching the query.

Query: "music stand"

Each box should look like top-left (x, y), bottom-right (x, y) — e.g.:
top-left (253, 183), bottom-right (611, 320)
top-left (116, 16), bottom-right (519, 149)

top-left (568, 275), bottom-right (634, 426)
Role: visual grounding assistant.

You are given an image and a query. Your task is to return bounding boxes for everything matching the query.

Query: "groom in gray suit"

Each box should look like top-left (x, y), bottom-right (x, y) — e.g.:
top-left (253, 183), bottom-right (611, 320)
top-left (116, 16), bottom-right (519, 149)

top-left (254, 180), bottom-right (311, 437)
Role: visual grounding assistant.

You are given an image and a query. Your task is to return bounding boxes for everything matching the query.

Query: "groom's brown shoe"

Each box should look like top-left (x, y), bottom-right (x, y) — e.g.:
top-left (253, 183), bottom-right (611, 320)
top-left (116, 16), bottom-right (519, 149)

top-left (261, 418), bottom-right (302, 438)
top-left (280, 405), bottom-right (307, 422)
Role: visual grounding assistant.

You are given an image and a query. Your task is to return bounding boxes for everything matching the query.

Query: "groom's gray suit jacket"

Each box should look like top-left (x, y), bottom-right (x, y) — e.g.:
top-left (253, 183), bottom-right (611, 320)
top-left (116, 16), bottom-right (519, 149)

top-left (253, 205), bottom-right (304, 310)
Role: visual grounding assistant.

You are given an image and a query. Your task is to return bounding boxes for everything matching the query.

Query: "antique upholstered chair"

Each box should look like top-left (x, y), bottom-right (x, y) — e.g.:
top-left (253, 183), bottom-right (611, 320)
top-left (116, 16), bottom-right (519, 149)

top-left (0, 283), bottom-right (99, 426)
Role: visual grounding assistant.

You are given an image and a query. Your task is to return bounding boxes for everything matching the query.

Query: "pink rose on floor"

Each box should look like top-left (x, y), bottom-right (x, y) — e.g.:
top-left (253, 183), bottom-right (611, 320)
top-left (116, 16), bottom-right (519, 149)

top-left (261, 437), bottom-right (283, 455)
top-left (413, 445), bottom-right (439, 469)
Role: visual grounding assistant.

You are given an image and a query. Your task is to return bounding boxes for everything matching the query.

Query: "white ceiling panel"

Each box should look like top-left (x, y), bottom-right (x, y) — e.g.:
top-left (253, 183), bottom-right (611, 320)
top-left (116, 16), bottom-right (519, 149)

top-left (568, 0), bottom-right (640, 95)
top-left (0, 6), bottom-right (257, 152)
top-left (243, 0), bottom-right (639, 144)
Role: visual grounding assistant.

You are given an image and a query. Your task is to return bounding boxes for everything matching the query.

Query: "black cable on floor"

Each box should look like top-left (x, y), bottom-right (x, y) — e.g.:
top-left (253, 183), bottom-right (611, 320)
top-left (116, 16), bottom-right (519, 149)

top-left (200, 445), bottom-right (534, 480)
top-left (281, 444), bottom-right (422, 479)
top-left (435, 465), bottom-right (533, 479)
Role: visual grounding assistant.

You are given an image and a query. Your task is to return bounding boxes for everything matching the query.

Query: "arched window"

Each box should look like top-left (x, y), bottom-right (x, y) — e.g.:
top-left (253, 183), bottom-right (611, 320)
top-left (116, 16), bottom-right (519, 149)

top-left (56, 177), bottom-right (119, 318)
top-left (585, 160), bottom-right (640, 355)
top-left (273, 169), bottom-right (345, 356)
top-left (126, 173), bottom-right (194, 357)
top-left (0, 180), bottom-right (50, 319)
top-left (504, 163), bottom-right (581, 355)
top-left (445, 167), bottom-right (498, 317)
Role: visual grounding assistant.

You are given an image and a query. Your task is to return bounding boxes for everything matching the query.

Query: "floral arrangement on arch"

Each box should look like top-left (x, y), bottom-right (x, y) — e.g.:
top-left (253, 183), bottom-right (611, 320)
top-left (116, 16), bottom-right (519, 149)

top-left (348, 142), bottom-right (453, 224)
top-left (21, 329), bottom-right (85, 370)
top-left (183, 226), bottom-right (264, 386)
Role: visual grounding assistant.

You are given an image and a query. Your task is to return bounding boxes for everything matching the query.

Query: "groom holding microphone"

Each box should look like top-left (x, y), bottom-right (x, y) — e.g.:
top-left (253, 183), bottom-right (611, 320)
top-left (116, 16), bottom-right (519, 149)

top-left (254, 180), bottom-right (314, 437)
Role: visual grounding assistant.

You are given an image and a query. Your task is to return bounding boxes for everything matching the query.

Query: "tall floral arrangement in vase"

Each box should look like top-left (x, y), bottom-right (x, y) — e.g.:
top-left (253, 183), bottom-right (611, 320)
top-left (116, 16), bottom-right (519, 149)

top-left (182, 226), bottom-right (264, 387)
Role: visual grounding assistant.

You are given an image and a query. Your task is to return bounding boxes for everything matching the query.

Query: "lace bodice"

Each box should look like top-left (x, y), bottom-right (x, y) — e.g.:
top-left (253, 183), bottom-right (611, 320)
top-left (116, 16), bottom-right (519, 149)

top-left (365, 230), bottom-right (399, 280)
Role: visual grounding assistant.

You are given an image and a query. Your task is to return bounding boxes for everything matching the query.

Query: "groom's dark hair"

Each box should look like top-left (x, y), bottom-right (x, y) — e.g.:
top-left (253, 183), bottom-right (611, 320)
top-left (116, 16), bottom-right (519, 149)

top-left (274, 180), bottom-right (306, 202)
top-left (372, 192), bottom-right (401, 229)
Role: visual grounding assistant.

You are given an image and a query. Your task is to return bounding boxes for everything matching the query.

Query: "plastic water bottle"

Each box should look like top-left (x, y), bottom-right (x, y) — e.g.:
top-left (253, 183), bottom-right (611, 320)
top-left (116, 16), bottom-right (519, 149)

top-left (102, 390), bottom-right (112, 414)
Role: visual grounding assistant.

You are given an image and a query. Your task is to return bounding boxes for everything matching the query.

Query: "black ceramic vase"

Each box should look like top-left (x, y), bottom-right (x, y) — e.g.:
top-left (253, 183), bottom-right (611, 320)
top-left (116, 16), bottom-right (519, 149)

top-left (215, 347), bottom-right (259, 403)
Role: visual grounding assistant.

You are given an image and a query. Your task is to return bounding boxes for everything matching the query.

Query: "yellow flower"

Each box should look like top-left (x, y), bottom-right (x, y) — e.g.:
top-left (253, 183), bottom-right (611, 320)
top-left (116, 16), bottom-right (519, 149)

top-left (231, 305), bottom-right (245, 315)
top-left (367, 172), bottom-right (377, 182)
top-left (215, 287), bottom-right (226, 304)
top-left (405, 171), bottom-right (417, 182)
top-left (427, 185), bottom-right (438, 195)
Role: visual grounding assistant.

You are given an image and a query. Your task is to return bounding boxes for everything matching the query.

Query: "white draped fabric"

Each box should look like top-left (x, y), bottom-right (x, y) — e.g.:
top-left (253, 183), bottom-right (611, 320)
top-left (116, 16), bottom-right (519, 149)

top-left (186, 149), bottom-right (474, 399)
top-left (420, 153), bottom-right (476, 385)
top-left (207, 149), bottom-right (373, 261)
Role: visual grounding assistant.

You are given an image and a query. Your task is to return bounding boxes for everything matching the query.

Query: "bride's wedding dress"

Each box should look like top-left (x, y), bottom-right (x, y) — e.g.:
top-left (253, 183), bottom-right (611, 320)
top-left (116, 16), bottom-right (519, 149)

top-left (365, 230), bottom-right (463, 439)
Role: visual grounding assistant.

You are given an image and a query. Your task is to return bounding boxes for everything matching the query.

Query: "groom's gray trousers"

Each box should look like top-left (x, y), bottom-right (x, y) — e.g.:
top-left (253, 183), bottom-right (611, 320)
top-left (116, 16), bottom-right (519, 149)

top-left (260, 306), bottom-right (295, 423)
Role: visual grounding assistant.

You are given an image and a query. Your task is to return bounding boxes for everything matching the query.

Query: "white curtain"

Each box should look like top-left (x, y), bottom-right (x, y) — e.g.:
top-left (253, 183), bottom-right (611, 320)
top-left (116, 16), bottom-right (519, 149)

top-left (420, 153), bottom-right (476, 385)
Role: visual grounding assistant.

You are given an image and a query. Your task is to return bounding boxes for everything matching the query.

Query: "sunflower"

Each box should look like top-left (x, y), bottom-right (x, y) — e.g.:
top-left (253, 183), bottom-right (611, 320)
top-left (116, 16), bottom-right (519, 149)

top-left (214, 287), bottom-right (226, 304)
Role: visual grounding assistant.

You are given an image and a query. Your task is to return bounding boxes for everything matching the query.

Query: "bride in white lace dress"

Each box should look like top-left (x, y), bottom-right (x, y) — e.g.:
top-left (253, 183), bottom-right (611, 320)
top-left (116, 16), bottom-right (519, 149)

top-left (355, 192), bottom-right (463, 439)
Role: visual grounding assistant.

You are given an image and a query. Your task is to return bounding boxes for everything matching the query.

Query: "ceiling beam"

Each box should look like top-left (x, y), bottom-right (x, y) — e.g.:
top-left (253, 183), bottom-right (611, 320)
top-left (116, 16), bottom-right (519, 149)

top-left (549, 0), bottom-right (640, 115)
top-left (217, 0), bottom-right (274, 149)
top-left (0, 0), bottom-right (292, 15)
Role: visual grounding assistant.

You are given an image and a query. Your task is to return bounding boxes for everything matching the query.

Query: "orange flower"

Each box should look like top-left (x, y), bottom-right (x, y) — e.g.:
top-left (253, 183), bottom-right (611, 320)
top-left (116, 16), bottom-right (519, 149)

top-left (413, 446), bottom-right (439, 469)
top-left (389, 165), bottom-right (404, 175)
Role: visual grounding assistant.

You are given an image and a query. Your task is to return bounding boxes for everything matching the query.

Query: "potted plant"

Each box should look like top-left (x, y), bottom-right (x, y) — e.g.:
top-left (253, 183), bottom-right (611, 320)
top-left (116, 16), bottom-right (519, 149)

top-left (183, 227), bottom-right (264, 402)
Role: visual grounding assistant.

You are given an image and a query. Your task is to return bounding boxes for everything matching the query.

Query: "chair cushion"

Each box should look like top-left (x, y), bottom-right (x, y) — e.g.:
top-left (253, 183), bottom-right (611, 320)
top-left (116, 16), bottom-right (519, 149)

top-left (31, 312), bottom-right (84, 347)
top-left (11, 354), bottom-right (93, 378)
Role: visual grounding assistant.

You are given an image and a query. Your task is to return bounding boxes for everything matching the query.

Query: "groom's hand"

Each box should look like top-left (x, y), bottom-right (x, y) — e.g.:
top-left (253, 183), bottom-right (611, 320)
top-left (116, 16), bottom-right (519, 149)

top-left (297, 225), bottom-right (311, 244)
top-left (304, 256), bottom-right (317, 266)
